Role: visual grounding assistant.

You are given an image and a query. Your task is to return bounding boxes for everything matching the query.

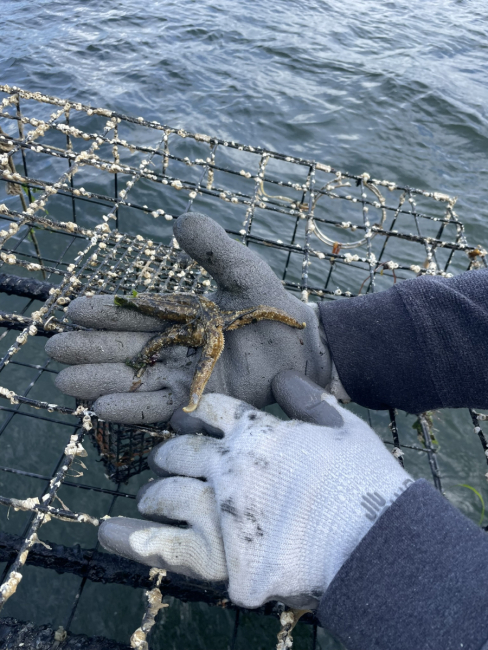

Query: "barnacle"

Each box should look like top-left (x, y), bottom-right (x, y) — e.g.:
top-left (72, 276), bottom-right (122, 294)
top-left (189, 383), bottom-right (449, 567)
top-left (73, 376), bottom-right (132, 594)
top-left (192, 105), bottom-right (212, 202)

top-left (115, 293), bottom-right (306, 413)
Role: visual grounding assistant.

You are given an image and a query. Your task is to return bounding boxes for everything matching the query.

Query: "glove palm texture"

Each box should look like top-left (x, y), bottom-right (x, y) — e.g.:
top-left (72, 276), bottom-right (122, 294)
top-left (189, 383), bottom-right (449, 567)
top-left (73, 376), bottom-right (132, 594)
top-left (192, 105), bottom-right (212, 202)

top-left (46, 213), bottom-right (330, 424)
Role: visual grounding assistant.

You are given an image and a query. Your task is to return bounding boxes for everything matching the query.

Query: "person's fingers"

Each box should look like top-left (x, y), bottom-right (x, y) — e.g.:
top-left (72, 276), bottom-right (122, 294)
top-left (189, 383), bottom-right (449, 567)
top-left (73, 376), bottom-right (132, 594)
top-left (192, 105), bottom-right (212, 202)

top-left (168, 393), bottom-right (261, 438)
top-left (46, 331), bottom-right (156, 365)
top-left (148, 434), bottom-right (221, 478)
top-left (98, 517), bottom-right (227, 581)
top-left (169, 406), bottom-right (225, 439)
top-left (55, 362), bottom-right (188, 400)
top-left (271, 370), bottom-right (344, 428)
top-left (68, 295), bottom-right (167, 331)
top-left (173, 213), bottom-right (285, 302)
top-left (92, 390), bottom-right (181, 424)
top-left (136, 481), bottom-right (173, 522)
top-left (137, 476), bottom-right (217, 528)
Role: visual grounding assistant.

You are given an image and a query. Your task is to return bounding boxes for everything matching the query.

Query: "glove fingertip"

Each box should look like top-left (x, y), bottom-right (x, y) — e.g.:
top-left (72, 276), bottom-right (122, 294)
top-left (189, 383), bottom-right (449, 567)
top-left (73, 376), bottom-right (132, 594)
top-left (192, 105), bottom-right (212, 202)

top-left (98, 517), bottom-right (132, 556)
top-left (169, 406), bottom-right (224, 438)
top-left (272, 370), bottom-right (344, 428)
top-left (44, 333), bottom-right (63, 360)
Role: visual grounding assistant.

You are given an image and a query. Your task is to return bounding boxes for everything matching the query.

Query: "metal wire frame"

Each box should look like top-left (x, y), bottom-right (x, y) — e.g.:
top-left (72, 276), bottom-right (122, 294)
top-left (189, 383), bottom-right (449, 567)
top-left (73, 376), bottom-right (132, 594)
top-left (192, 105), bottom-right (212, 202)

top-left (0, 84), bottom-right (487, 650)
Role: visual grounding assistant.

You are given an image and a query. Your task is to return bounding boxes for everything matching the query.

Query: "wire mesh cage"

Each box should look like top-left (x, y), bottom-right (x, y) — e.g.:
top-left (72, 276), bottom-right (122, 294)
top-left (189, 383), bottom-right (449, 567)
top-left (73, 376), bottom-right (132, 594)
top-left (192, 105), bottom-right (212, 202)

top-left (0, 84), bottom-right (487, 650)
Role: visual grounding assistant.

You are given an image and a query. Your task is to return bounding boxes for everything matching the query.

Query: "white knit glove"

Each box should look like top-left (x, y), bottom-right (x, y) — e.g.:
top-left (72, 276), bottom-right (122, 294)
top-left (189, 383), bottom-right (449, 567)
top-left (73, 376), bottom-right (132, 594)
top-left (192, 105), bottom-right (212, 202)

top-left (98, 371), bottom-right (413, 609)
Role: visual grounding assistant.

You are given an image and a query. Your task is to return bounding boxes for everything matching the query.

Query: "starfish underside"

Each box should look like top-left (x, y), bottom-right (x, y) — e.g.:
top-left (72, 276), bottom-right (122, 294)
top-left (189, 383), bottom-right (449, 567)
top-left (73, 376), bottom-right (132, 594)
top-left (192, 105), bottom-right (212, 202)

top-left (114, 293), bottom-right (306, 412)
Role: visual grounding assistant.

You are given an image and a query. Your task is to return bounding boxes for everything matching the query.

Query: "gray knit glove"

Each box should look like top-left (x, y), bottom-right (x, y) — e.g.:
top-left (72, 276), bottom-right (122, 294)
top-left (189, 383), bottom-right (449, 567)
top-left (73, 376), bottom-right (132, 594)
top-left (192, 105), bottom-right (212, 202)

top-left (46, 213), bottom-right (331, 424)
top-left (98, 371), bottom-right (413, 609)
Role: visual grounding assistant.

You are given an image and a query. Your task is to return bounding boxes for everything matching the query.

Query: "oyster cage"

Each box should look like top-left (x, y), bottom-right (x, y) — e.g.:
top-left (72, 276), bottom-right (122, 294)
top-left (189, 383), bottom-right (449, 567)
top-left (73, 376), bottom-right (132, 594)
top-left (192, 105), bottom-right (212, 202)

top-left (0, 83), bottom-right (487, 650)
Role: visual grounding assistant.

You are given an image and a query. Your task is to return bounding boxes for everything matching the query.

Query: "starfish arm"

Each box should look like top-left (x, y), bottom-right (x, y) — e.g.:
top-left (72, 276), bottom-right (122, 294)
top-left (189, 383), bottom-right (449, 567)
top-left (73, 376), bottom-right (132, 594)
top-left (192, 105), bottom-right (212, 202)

top-left (127, 322), bottom-right (205, 378)
top-left (224, 306), bottom-right (306, 331)
top-left (117, 293), bottom-right (306, 411)
top-left (183, 327), bottom-right (225, 413)
top-left (115, 293), bottom-right (199, 323)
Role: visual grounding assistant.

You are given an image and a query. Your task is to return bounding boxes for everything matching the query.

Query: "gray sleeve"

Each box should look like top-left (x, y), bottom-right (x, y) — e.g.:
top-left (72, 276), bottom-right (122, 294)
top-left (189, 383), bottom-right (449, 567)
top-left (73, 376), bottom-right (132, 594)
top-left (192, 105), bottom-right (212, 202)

top-left (318, 480), bottom-right (488, 650)
top-left (318, 268), bottom-right (488, 413)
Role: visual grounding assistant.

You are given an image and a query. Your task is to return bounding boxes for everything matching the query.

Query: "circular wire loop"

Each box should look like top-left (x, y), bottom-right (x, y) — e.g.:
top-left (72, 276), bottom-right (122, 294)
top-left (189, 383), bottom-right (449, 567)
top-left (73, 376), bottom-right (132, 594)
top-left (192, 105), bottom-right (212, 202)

top-left (311, 179), bottom-right (387, 249)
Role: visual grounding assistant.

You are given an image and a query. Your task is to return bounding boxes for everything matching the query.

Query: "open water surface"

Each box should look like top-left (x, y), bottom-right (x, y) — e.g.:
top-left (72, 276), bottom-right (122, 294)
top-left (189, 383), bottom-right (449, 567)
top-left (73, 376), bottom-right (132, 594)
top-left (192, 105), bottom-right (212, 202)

top-left (1, 1), bottom-right (488, 648)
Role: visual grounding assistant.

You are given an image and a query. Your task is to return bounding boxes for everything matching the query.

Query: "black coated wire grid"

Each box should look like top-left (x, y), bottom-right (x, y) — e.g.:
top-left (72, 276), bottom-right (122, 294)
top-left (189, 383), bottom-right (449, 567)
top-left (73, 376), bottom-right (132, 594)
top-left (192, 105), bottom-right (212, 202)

top-left (0, 84), bottom-right (487, 650)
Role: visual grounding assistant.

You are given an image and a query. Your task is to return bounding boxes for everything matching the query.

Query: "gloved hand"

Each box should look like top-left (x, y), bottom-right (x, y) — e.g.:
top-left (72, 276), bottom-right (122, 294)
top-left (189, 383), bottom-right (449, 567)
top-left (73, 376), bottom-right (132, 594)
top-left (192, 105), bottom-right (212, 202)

top-left (46, 212), bottom-right (331, 424)
top-left (98, 371), bottom-right (413, 609)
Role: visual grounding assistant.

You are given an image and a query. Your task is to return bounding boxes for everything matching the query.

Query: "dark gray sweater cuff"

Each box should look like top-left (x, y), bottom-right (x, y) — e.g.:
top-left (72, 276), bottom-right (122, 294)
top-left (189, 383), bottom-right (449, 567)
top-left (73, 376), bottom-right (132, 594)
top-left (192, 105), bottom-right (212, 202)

top-left (318, 269), bottom-right (488, 413)
top-left (318, 286), bottom-right (439, 412)
top-left (318, 480), bottom-right (488, 650)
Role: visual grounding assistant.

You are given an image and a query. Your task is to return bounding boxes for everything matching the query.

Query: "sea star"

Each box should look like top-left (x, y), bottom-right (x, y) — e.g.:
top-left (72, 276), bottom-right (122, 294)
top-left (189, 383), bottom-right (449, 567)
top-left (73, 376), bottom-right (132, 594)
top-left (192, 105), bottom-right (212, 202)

top-left (114, 293), bottom-right (306, 412)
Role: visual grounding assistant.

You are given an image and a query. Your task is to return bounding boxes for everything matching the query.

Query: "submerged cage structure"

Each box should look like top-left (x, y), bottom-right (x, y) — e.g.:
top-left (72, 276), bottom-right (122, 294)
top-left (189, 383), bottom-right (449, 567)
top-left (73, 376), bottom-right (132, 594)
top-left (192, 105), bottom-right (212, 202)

top-left (0, 84), bottom-right (487, 650)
